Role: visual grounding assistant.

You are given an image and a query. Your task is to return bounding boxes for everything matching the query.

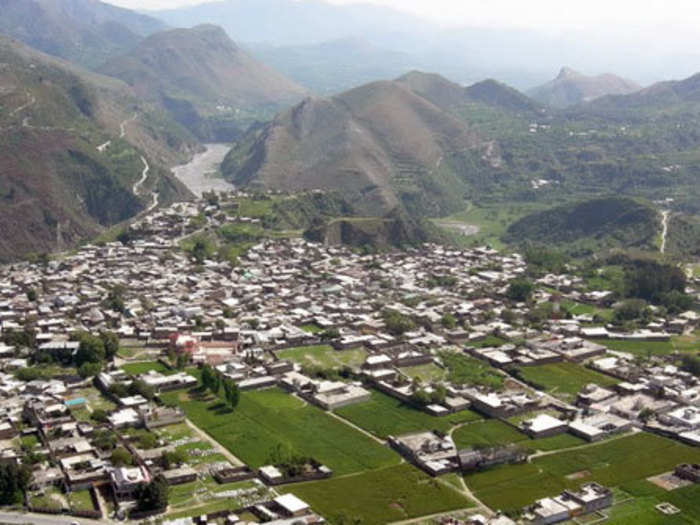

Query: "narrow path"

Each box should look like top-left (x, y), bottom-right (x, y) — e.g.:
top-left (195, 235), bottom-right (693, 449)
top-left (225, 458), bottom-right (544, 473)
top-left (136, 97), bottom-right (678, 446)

top-left (326, 410), bottom-right (387, 446)
top-left (660, 210), bottom-right (670, 254)
top-left (133, 156), bottom-right (149, 195)
top-left (120, 112), bottom-right (137, 138)
top-left (10, 92), bottom-right (35, 116)
top-left (184, 418), bottom-right (244, 467)
top-left (145, 191), bottom-right (159, 213)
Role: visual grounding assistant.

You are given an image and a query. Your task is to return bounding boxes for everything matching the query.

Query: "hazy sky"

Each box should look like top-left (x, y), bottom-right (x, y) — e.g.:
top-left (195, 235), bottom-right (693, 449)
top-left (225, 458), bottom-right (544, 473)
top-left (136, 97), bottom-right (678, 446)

top-left (113, 0), bottom-right (700, 29)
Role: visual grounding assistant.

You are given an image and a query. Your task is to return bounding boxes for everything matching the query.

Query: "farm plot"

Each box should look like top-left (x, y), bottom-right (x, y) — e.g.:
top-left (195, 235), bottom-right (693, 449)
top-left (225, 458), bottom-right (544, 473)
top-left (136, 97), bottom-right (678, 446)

top-left (276, 344), bottom-right (368, 370)
top-left (121, 360), bottom-right (175, 376)
top-left (281, 464), bottom-right (473, 525)
top-left (515, 362), bottom-right (619, 400)
top-left (464, 432), bottom-right (700, 513)
top-left (336, 390), bottom-right (481, 438)
top-left (160, 387), bottom-right (399, 476)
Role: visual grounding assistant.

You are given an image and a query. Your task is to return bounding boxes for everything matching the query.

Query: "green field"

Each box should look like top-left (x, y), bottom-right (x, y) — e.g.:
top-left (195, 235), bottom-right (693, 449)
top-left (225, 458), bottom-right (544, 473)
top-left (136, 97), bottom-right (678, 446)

top-left (336, 390), bottom-right (481, 438)
top-left (464, 432), bottom-right (700, 513)
top-left (604, 480), bottom-right (700, 524)
top-left (68, 490), bottom-right (94, 512)
top-left (161, 387), bottom-right (399, 476)
top-left (515, 362), bottom-right (619, 400)
top-left (588, 338), bottom-right (674, 356)
top-left (282, 464), bottom-right (472, 524)
top-left (276, 344), bottom-right (368, 370)
top-left (399, 362), bottom-right (447, 383)
top-left (121, 361), bottom-right (175, 376)
top-left (453, 420), bottom-right (584, 452)
top-left (440, 351), bottom-right (504, 389)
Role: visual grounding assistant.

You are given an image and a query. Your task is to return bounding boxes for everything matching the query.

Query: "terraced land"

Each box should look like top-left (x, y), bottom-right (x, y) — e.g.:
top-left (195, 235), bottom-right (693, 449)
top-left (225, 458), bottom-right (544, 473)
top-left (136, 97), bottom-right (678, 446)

top-left (160, 387), bottom-right (399, 475)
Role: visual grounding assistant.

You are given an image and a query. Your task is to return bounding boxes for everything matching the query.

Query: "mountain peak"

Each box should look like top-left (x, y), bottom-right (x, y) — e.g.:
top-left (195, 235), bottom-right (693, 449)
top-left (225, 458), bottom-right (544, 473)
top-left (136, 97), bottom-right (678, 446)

top-left (557, 67), bottom-right (581, 80)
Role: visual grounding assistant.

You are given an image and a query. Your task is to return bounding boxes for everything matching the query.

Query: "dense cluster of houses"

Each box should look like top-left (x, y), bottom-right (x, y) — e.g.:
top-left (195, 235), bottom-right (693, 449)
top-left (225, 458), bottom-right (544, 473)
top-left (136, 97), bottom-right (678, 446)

top-left (0, 194), bottom-right (697, 523)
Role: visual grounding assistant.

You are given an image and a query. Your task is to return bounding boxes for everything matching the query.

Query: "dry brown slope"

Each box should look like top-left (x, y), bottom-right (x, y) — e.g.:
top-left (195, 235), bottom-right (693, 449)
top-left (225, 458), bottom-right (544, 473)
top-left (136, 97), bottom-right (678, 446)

top-left (225, 79), bottom-right (494, 216)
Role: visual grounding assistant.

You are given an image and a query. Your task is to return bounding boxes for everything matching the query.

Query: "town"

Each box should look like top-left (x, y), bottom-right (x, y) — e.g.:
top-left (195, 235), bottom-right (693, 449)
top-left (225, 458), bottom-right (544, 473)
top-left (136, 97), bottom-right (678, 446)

top-left (0, 191), bottom-right (697, 525)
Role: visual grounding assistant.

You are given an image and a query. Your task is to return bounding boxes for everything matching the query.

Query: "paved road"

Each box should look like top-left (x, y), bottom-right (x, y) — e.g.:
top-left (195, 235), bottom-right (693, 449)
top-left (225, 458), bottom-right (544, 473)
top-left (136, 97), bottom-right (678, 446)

top-left (0, 511), bottom-right (104, 525)
top-left (660, 210), bottom-right (670, 254)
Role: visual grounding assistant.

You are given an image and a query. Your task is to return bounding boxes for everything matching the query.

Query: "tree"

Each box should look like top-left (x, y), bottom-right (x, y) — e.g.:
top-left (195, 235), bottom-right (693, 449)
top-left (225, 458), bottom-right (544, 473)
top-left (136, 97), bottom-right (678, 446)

top-left (223, 379), bottom-right (240, 409)
top-left (73, 332), bottom-right (106, 366)
top-left (129, 379), bottom-right (155, 401)
top-left (440, 314), bottom-right (457, 329)
top-left (320, 328), bottom-right (340, 341)
top-left (382, 309), bottom-right (415, 336)
top-left (506, 279), bottom-right (534, 302)
top-left (201, 364), bottom-right (214, 391)
top-left (138, 433), bottom-right (158, 450)
top-left (111, 447), bottom-right (133, 467)
top-left (136, 475), bottom-right (168, 511)
top-left (25, 289), bottom-right (37, 302)
top-left (78, 361), bottom-right (102, 378)
top-left (0, 464), bottom-right (31, 505)
top-left (100, 331), bottom-right (120, 361)
top-left (161, 449), bottom-right (187, 470)
top-left (90, 409), bottom-right (108, 423)
top-left (93, 429), bottom-right (117, 451)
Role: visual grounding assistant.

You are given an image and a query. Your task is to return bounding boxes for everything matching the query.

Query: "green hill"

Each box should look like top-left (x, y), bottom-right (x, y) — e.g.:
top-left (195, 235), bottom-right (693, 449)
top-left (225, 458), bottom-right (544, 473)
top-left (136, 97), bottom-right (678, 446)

top-left (0, 36), bottom-right (194, 261)
top-left (503, 197), bottom-right (660, 256)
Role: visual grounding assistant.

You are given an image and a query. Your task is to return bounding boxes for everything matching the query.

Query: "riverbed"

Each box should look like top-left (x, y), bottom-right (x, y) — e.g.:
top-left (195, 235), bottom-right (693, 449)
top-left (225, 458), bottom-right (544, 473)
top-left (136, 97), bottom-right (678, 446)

top-left (172, 143), bottom-right (234, 197)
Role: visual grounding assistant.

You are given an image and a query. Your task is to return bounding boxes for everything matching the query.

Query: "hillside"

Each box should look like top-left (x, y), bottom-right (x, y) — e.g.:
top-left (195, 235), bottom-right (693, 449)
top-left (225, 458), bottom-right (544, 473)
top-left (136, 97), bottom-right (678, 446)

top-left (503, 197), bottom-right (660, 256)
top-left (222, 78), bottom-right (500, 217)
top-left (528, 67), bottom-right (641, 108)
top-left (0, 0), bottom-right (167, 68)
top-left (0, 36), bottom-right (194, 261)
top-left (99, 24), bottom-right (308, 140)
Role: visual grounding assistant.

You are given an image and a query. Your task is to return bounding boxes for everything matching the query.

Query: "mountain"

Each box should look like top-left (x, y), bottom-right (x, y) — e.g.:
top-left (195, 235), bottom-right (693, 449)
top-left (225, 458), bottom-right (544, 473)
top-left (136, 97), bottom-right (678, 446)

top-left (221, 77), bottom-right (500, 217)
top-left (0, 0), bottom-right (167, 68)
top-left (246, 38), bottom-right (420, 95)
top-left (99, 24), bottom-right (308, 140)
top-left (396, 71), bottom-right (542, 115)
top-left (0, 35), bottom-right (195, 261)
top-left (528, 67), bottom-right (641, 108)
top-left (503, 197), bottom-right (660, 256)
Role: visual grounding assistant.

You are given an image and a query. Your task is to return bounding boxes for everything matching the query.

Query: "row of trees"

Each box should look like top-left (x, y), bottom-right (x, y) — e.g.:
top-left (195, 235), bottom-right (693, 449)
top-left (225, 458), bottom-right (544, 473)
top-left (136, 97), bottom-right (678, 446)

top-left (201, 365), bottom-right (240, 409)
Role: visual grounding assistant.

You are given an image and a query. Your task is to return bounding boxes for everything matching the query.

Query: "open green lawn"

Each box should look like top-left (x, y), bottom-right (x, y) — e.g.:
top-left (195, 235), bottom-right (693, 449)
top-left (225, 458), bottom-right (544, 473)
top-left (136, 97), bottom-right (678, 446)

top-left (68, 490), bottom-right (94, 512)
top-left (469, 336), bottom-right (508, 348)
top-left (604, 480), bottom-right (700, 525)
top-left (282, 464), bottom-right (473, 525)
top-left (464, 432), bottom-right (700, 513)
top-left (439, 351), bottom-right (504, 389)
top-left (399, 362), bottom-right (446, 383)
top-left (160, 387), bottom-right (399, 476)
top-left (589, 338), bottom-right (675, 356)
top-left (121, 360), bottom-right (175, 376)
top-left (300, 323), bottom-right (323, 334)
top-left (453, 420), bottom-right (585, 452)
top-left (276, 344), bottom-right (368, 370)
top-left (515, 362), bottom-right (619, 400)
top-left (336, 390), bottom-right (481, 438)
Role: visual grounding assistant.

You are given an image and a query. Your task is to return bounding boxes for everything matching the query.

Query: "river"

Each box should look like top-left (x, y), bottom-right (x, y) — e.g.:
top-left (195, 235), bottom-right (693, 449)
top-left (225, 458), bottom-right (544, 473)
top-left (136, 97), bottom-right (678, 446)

top-left (172, 143), bottom-right (234, 197)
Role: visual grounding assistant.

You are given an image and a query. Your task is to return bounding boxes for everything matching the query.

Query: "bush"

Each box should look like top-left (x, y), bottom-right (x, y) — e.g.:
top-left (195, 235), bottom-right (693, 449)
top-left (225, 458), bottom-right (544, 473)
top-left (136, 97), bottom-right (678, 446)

top-left (111, 447), bottom-right (133, 467)
top-left (506, 279), bottom-right (534, 302)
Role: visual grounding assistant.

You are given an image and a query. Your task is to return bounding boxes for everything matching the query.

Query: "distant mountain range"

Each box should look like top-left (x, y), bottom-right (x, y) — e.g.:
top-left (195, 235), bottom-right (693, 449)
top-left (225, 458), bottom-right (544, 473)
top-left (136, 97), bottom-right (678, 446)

top-left (0, 0), bottom-right (167, 68)
top-left (99, 24), bottom-right (308, 140)
top-left (528, 67), bottom-right (641, 108)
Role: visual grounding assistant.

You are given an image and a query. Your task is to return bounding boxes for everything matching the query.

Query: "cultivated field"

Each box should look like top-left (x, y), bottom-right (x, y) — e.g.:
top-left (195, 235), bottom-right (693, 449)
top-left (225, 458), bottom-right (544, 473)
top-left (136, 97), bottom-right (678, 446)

top-left (121, 360), bottom-right (175, 376)
top-left (276, 344), bottom-right (367, 369)
top-left (452, 419), bottom-right (584, 452)
top-left (515, 362), bottom-right (619, 400)
top-left (282, 464), bottom-right (473, 524)
top-left (160, 387), bottom-right (399, 475)
top-left (336, 390), bottom-right (481, 438)
top-left (464, 432), bottom-right (700, 513)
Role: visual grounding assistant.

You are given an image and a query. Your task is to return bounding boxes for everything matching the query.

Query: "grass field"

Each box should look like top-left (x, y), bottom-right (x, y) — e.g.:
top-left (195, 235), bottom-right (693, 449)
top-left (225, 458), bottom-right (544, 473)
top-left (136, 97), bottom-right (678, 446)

top-left (399, 362), bottom-right (447, 383)
top-left (604, 480), bottom-right (700, 524)
top-left (452, 420), bottom-right (584, 452)
top-left (515, 362), bottom-right (619, 400)
top-left (440, 351), bottom-right (504, 389)
top-left (276, 344), bottom-right (367, 370)
top-left (282, 464), bottom-right (472, 524)
top-left (464, 432), bottom-right (700, 513)
top-left (336, 390), bottom-right (481, 438)
top-left (121, 361), bottom-right (175, 376)
top-left (68, 490), bottom-right (94, 512)
top-left (588, 338), bottom-right (675, 356)
top-left (161, 387), bottom-right (399, 476)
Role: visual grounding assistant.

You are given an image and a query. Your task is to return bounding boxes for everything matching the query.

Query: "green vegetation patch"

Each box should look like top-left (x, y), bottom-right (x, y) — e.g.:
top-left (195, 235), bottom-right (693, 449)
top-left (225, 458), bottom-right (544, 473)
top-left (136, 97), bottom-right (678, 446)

top-left (336, 390), bottom-right (481, 439)
top-left (282, 464), bottom-right (472, 525)
top-left (121, 361), bottom-right (174, 376)
top-left (606, 481), bottom-right (700, 525)
top-left (465, 432), bottom-right (700, 513)
top-left (588, 338), bottom-right (674, 357)
top-left (514, 362), bottom-right (619, 400)
top-left (439, 351), bottom-right (504, 389)
top-left (276, 344), bottom-right (368, 370)
top-left (68, 489), bottom-right (94, 512)
top-left (161, 387), bottom-right (399, 476)
top-left (399, 363), bottom-right (447, 383)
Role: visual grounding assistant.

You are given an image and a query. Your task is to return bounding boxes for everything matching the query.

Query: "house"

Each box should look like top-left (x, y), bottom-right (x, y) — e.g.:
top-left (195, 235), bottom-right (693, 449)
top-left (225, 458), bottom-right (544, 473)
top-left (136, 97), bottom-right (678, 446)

top-left (390, 431), bottom-right (459, 475)
top-left (521, 414), bottom-right (568, 438)
top-left (110, 465), bottom-right (151, 500)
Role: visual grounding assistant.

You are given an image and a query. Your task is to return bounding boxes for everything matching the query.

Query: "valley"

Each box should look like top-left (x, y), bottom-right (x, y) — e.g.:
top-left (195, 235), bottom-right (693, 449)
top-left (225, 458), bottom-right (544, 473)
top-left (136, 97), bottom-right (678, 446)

top-left (172, 143), bottom-right (235, 196)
